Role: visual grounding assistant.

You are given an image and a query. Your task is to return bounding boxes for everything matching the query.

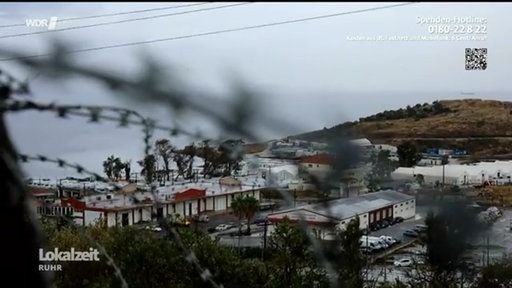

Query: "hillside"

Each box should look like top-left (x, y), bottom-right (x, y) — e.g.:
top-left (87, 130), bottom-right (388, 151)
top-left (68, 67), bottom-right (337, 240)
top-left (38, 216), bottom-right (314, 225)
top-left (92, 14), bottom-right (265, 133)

top-left (291, 99), bottom-right (512, 158)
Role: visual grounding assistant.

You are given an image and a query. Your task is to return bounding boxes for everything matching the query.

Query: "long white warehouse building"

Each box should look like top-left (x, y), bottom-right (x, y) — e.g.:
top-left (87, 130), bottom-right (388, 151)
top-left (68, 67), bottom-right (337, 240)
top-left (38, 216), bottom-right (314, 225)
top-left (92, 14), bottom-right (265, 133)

top-left (391, 160), bottom-right (512, 186)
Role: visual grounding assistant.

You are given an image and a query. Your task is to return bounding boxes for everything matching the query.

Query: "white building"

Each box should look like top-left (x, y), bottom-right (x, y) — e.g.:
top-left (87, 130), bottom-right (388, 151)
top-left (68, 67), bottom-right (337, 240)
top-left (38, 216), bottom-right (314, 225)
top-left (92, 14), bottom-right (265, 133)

top-left (417, 157), bottom-right (444, 166)
top-left (350, 138), bottom-right (373, 156)
top-left (267, 190), bottom-right (416, 239)
top-left (38, 176), bottom-right (266, 227)
top-left (391, 160), bottom-right (512, 186)
top-left (373, 144), bottom-right (398, 154)
top-left (298, 154), bottom-right (332, 179)
top-left (267, 164), bottom-right (299, 188)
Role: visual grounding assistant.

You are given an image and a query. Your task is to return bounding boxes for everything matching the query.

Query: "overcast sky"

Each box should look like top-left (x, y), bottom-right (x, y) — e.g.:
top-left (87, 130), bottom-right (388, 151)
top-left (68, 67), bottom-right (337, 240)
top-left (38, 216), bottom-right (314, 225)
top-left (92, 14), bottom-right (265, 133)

top-left (0, 2), bottom-right (510, 179)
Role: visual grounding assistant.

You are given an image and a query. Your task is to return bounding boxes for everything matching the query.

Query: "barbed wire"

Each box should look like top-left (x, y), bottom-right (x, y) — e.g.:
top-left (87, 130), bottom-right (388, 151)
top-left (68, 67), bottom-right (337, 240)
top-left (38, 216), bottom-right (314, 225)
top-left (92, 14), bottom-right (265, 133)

top-left (0, 46), bottom-right (299, 142)
top-left (17, 154), bottom-right (106, 181)
top-left (0, 67), bottom-right (226, 286)
top-left (1, 49), bottom-right (359, 287)
top-left (28, 151), bottom-right (225, 287)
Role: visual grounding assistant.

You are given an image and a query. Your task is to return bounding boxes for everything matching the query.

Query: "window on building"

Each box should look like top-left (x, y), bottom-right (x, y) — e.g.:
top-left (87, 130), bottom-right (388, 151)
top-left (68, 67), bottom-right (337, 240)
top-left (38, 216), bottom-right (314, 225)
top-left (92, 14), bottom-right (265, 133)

top-left (363, 215), bottom-right (367, 218)
top-left (395, 205), bottom-right (398, 208)
top-left (308, 164), bottom-right (313, 168)
top-left (400, 203), bottom-right (403, 206)
top-left (341, 221), bottom-right (345, 224)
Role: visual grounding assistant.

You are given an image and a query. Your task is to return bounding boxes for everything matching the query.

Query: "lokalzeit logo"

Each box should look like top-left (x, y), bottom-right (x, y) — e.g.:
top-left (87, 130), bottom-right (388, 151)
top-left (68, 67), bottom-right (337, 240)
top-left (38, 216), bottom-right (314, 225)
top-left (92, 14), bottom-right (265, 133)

top-left (39, 248), bottom-right (100, 262)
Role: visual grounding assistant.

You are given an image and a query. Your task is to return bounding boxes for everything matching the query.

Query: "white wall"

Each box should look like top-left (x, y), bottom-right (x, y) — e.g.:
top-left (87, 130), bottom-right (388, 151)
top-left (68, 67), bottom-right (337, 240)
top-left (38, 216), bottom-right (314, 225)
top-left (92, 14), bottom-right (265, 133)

top-left (300, 163), bottom-right (331, 178)
top-left (392, 199), bottom-right (416, 220)
top-left (337, 213), bottom-right (369, 231)
top-left (418, 158), bottom-right (443, 166)
top-left (84, 210), bottom-right (102, 226)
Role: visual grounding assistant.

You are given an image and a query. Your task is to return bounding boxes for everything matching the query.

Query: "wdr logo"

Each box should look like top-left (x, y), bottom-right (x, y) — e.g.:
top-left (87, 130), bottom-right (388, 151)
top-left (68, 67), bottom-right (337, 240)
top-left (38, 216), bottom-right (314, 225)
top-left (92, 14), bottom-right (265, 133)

top-left (25, 16), bottom-right (58, 30)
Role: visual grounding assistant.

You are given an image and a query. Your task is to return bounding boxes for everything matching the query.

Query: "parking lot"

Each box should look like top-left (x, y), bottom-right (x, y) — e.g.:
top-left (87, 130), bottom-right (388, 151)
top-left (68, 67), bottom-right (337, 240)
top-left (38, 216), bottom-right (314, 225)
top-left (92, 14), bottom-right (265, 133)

top-left (368, 205), bottom-right (431, 242)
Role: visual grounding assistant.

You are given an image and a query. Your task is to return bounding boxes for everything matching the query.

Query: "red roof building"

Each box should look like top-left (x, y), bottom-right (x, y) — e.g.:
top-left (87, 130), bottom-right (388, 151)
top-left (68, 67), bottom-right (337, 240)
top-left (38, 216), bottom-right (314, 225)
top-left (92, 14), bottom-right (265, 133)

top-left (299, 154), bottom-right (333, 165)
top-left (173, 188), bottom-right (206, 201)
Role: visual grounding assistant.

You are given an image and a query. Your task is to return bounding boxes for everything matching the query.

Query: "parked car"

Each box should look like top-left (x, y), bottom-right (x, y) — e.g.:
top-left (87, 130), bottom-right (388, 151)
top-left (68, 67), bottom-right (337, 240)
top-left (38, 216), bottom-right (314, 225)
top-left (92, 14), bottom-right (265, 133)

top-left (229, 230), bottom-right (251, 237)
top-left (369, 223), bottom-right (380, 231)
top-left (394, 258), bottom-right (413, 267)
top-left (393, 217), bottom-right (404, 224)
top-left (215, 224), bottom-right (234, 231)
top-left (252, 217), bottom-right (269, 226)
top-left (145, 225), bottom-right (162, 232)
top-left (192, 214), bottom-right (210, 223)
top-left (413, 224), bottom-right (428, 233)
top-left (379, 220), bottom-right (391, 228)
top-left (403, 229), bottom-right (419, 237)
top-left (380, 235), bottom-right (398, 246)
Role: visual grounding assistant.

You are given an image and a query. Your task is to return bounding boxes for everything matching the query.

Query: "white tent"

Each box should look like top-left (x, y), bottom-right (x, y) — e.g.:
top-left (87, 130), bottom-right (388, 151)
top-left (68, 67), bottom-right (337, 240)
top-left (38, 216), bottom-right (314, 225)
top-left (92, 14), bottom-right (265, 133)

top-left (391, 160), bottom-right (512, 186)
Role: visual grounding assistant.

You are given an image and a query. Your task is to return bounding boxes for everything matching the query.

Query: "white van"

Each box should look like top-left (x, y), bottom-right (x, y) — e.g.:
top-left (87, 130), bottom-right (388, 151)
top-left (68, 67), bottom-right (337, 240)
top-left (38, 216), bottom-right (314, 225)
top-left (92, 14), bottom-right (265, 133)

top-left (361, 235), bottom-right (389, 249)
top-left (360, 239), bottom-right (382, 252)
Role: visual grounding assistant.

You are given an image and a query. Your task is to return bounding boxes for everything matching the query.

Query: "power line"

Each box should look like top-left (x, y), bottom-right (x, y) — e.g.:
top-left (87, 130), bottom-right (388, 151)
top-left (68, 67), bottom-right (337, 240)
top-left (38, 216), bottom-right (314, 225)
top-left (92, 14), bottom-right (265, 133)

top-left (0, 2), bottom-right (417, 62)
top-left (0, 3), bottom-right (252, 39)
top-left (0, 2), bottom-right (210, 29)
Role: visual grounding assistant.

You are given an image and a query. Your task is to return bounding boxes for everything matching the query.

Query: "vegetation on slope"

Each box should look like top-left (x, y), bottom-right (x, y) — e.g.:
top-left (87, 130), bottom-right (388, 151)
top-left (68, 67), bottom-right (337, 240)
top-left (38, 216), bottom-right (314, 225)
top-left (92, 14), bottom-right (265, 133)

top-left (291, 99), bottom-right (512, 156)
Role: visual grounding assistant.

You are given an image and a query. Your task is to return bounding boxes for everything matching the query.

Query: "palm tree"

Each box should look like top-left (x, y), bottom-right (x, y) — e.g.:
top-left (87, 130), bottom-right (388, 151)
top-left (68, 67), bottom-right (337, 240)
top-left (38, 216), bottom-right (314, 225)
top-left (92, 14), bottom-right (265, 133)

top-left (231, 196), bottom-right (246, 234)
top-left (243, 196), bottom-right (259, 234)
top-left (231, 195), bottom-right (260, 234)
top-left (102, 155), bottom-right (116, 180)
top-left (123, 160), bottom-right (131, 182)
top-left (138, 154), bottom-right (156, 184)
top-left (112, 157), bottom-right (124, 180)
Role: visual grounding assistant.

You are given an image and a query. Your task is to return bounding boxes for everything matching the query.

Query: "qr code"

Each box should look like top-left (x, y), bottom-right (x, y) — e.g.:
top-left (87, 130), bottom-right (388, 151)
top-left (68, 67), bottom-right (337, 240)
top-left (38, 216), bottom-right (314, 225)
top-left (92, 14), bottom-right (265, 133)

top-left (465, 48), bottom-right (487, 70)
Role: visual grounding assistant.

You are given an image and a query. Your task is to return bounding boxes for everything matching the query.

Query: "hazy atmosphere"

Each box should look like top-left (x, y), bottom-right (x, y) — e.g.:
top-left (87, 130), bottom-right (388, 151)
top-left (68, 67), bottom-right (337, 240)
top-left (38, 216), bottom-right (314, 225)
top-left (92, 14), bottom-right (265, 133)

top-left (0, 2), bottom-right (510, 178)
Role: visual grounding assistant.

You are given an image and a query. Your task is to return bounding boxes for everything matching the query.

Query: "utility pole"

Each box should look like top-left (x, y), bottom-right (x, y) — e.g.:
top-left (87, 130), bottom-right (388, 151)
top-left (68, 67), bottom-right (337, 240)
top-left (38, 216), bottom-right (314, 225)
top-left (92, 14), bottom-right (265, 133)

top-left (486, 235), bottom-right (490, 266)
top-left (261, 219), bottom-right (268, 260)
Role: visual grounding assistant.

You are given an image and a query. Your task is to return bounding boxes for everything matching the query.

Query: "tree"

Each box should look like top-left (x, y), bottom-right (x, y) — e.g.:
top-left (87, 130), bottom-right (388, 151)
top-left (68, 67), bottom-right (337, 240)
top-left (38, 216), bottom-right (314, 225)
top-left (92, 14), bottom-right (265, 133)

top-left (155, 139), bottom-right (174, 181)
top-left (423, 202), bottom-right (482, 287)
top-left (102, 155), bottom-right (125, 181)
top-left (218, 139), bottom-right (245, 176)
top-left (102, 155), bottom-right (117, 179)
top-left (230, 195), bottom-right (259, 234)
top-left (197, 140), bottom-right (223, 178)
top-left (172, 143), bottom-right (196, 181)
top-left (112, 157), bottom-right (124, 180)
top-left (397, 141), bottom-right (422, 167)
top-left (123, 160), bottom-right (131, 182)
top-left (230, 195), bottom-right (246, 235)
top-left (138, 154), bottom-right (156, 184)
top-left (338, 216), bottom-right (365, 288)
top-left (477, 256), bottom-right (512, 288)
top-left (268, 218), bottom-right (329, 288)
top-left (416, 173), bottom-right (425, 185)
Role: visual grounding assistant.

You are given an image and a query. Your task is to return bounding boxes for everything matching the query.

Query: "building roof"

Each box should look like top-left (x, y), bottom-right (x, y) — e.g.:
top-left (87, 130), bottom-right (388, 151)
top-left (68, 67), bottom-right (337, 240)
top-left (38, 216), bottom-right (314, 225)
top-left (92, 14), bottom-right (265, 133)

top-left (392, 160), bottom-right (512, 179)
top-left (57, 175), bottom-right (267, 211)
top-left (28, 186), bottom-right (55, 196)
top-left (299, 154), bottom-right (332, 165)
top-left (268, 190), bottom-right (414, 222)
top-left (349, 138), bottom-right (372, 147)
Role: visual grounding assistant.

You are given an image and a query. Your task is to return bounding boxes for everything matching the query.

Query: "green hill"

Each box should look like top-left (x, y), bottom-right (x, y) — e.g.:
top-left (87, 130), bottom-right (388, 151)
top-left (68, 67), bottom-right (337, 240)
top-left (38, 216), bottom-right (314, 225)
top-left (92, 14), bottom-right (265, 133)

top-left (291, 99), bottom-right (512, 158)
